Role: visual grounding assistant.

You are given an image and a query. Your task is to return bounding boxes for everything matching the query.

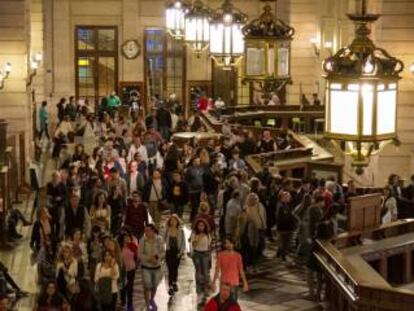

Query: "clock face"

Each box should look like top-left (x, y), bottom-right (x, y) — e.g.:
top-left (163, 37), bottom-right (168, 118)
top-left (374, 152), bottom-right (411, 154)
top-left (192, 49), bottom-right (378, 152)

top-left (122, 40), bottom-right (140, 59)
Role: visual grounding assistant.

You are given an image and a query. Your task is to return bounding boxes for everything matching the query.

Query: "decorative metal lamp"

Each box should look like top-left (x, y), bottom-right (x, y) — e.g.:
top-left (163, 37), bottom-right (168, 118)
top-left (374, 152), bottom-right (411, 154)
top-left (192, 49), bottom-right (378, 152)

top-left (166, 0), bottom-right (190, 39)
top-left (242, 0), bottom-right (295, 97)
top-left (27, 52), bottom-right (43, 87)
top-left (209, 0), bottom-right (248, 68)
top-left (0, 63), bottom-right (12, 90)
top-left (184, 0), bottom-right (211, 55)
top-left (323, 0), bottom-right (404, 174)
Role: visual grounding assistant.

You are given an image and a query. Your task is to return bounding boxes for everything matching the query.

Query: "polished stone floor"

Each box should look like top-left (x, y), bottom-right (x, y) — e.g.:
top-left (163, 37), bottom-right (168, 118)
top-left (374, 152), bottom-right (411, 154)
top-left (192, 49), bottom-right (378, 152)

top-left (2, 205), bottom-right (324, 310)
top-left (0, 152), bottom-right (324, 310)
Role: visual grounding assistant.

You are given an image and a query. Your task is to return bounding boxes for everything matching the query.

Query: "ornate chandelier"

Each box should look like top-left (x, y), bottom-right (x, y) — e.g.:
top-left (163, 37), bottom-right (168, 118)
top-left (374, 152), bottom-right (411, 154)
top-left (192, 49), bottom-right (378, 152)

top-left (242, 1), bottom-right (295, 100)
top-left (184, 0), bottom-right (211, 55)
top-left (323, 0), bottom-right (404, 174)
top-left (209, 0), bottom-right (247, 68)
top-left (166, 0), bottom-right (189, 39)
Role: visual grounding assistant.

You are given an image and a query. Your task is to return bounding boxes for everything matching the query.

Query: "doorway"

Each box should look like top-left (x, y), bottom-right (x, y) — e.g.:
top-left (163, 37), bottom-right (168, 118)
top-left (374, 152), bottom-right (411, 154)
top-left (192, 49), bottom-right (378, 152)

top-left (75, 26), bottom-right (118, 110)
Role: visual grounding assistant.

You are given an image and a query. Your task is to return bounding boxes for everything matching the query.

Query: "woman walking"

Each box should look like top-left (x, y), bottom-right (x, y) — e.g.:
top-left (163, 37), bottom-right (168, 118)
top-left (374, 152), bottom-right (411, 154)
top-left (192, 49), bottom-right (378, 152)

top-left (120, 231), bottom-right (139, 308)
top-left (95, 250), bottom-right (120, 311)
top-left (164, 214), bottom-right (186, 296)
top-left (212, 237), bottom-right (248, 301)
top-left (191, 218), bottom-right (212, 306)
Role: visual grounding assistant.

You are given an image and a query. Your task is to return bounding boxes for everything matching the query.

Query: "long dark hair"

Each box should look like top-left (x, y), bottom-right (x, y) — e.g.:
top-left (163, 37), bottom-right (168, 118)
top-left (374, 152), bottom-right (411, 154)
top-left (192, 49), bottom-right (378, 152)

top-left (94, 192), bottom-right (108, 210)
top-left (36, 281), bottom-right (65, 308)
top-left (193, 219), bottom-right (209, 235)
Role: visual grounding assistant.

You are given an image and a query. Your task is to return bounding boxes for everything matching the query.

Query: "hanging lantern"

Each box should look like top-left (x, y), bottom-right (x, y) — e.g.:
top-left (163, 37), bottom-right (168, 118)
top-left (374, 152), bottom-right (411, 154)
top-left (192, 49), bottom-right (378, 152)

top-left (184, 0), bottom-right (211, 55)
top-left (323, 0), bottom-right (404, 174)
top-left (209, 0), bottom-right (247, 68)
top-left (166, 0), bottom-right (189, 39)
top-left (242, 3), bottom-right (294, 82)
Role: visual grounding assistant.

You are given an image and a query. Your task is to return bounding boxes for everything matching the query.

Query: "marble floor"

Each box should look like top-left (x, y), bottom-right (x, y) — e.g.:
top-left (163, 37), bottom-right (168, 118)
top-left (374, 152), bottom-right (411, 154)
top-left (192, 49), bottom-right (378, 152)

top-left (0, 152), bottom-right (325, 310)
top-left (1, 205), bottom-right (324, 311)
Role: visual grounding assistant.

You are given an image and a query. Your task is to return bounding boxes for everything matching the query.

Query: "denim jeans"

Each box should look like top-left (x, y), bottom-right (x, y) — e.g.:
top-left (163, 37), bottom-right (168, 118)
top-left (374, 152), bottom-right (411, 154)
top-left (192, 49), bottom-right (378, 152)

top-left (192, 251), bottom-right (211, 294)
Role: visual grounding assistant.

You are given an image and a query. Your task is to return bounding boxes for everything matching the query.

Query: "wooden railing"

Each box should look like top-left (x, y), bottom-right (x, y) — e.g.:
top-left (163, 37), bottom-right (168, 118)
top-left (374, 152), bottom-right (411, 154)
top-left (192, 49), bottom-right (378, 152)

top-left (315, 220), bottom-right (414, 311)
top-left (201, 111), bottom-right (338, 181)
top-left (214, 104), bottom-right (324, 116)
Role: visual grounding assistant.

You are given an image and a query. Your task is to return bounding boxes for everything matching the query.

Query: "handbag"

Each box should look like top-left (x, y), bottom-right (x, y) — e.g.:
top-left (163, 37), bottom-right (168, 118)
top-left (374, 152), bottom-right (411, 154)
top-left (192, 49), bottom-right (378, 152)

top-left (153, 182), bottom-right (168, 211)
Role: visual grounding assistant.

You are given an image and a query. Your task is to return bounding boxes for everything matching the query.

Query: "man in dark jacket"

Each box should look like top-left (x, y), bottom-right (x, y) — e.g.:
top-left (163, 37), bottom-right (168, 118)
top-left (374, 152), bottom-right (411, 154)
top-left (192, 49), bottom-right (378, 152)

top-left (124, 191), bottom-right (149, 239)
top-left (185, 157), bottom-right (204, 221)
top-left (168, 171), bottom-right (189, 218)
top-left (60, 194), bottom-right (90, 239)
top-left (157, 105), bottom-right (172, 141)
top-left (145, 108), bottom-right (158, 130)
top-left (142, 169), bottom-right (169, 227)
top-left (126, 161), bottom-right (146, 197)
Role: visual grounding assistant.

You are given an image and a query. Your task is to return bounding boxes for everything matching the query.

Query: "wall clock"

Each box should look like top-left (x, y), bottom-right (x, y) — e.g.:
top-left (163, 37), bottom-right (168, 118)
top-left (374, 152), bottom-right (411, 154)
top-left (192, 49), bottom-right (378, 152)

top-left (121, 40), bottom-right (141, 59)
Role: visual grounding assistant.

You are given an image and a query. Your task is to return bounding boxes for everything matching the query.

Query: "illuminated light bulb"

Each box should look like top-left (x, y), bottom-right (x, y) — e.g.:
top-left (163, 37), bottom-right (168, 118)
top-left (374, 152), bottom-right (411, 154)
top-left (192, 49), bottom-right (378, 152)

top-left (324, 41), bottom-right (333, 49)
top-left (35, 52), bottom-right (43, 62)
top-left (31, 60), bottom-right (38, 70)
top-left (410, 63), bottom-right (414, 74)
top-left (310, 37), bottom-right (318, 44)
top-left (223, 13), bottom-right (233, 24)
top-left (363, 60), bottom-right (374, 74)
top-left (174, 1), bottom-right (182, 9)
top-left (4, 63), bottom-right (11, 73)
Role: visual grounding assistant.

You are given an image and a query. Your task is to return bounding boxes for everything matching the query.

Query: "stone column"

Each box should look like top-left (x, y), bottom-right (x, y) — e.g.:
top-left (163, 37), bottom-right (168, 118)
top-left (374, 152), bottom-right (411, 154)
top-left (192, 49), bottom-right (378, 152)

top-left (0, 119), bottom-right (8, 167)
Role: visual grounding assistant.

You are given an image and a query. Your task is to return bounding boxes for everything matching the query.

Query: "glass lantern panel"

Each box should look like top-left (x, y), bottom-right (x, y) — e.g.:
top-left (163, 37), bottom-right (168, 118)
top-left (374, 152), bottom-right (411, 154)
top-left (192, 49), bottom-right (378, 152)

top-left (232, 24), bottom-right (244, 54)
top-left (330, 89), bottom-right (358, 135)
top-left (185, 18), bottom-right (197, 41)
top-left (166, 8), bottom-right (175, 30)
top-left (362, 84), bottom-right (374, 136)
top-left (224, 25), bottom-right (232, 54)
top-left (278, 47), bottom-right (289, 77)
top-left (166, 7), bottom-right (185, 35)
top-left (377, 90), bottom-right (397, 135)
top-left (268, 47), bottom-right (275, 76)
top-left (246, 47), bottom-right (265, 76)
top-left (210, 24), bottom-right (224, 54)
top-left (200, 18), bottom-right (210, 41)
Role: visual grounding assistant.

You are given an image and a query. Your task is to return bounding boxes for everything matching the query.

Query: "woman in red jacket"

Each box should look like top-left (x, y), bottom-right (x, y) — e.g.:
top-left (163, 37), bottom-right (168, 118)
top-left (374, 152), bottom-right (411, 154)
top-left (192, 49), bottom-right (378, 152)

top-left (204, 283), bottom-right (241, 311)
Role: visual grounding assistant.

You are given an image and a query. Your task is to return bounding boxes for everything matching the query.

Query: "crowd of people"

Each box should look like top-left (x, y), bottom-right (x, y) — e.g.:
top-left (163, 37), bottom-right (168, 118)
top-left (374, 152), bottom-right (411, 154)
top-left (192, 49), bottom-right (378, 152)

top-left (2, 90), bottom-right (412, 311)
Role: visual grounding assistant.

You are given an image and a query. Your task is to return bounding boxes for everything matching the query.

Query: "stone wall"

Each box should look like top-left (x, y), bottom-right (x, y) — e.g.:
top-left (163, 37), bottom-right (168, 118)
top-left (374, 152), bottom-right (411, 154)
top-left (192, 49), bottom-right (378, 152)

top-left (0, 0), bottom-right (32, 167)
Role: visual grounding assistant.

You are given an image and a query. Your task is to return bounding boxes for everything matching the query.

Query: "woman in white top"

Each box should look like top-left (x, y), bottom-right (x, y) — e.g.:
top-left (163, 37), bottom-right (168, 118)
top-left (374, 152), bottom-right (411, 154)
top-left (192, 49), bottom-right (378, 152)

top-left (56, 244), bottom-right (78, 300)
top-left (382, 186), bottom-right (398, 224)
top-left (95, 250), bottom-right (120, 311)
top-left (62, 229), bottom-right (88, 279)
top-left (191, 218), bottom-right (212, 305)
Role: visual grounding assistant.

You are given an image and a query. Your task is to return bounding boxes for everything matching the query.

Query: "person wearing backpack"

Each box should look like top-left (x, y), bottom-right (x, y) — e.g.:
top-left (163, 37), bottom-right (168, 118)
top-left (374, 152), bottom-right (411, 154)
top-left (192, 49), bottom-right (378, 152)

top-left (95, 250), bottom-right (120, 311)
top-left (276, 191), bottom-right (298, 261)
